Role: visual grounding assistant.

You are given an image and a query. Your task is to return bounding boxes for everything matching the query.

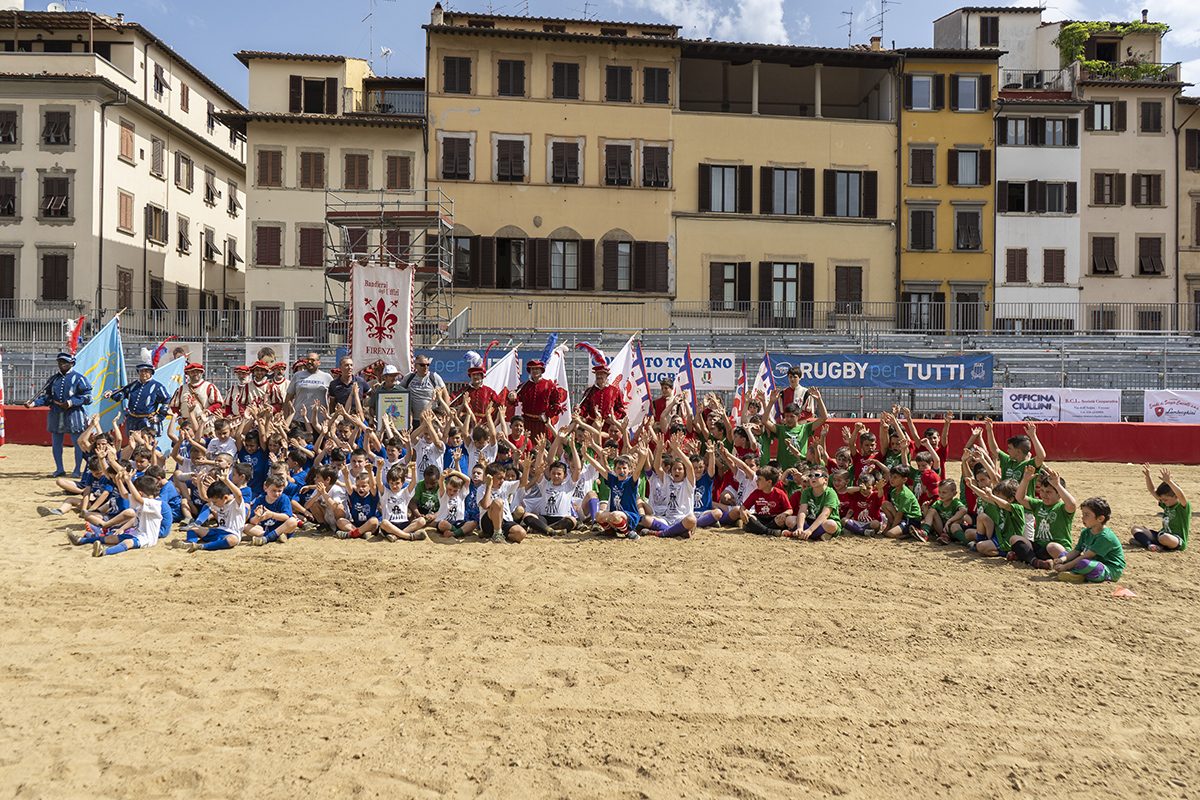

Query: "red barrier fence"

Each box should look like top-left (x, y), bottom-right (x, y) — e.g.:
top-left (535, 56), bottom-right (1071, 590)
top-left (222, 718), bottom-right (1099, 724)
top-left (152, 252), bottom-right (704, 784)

top-left (3, 407), bottom-right (1200, 465)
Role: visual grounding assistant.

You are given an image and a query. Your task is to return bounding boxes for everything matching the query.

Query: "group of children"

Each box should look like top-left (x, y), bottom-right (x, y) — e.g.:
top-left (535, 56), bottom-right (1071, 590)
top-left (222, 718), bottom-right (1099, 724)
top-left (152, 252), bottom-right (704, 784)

top-left (37, 361), bottom-right (1190, 587)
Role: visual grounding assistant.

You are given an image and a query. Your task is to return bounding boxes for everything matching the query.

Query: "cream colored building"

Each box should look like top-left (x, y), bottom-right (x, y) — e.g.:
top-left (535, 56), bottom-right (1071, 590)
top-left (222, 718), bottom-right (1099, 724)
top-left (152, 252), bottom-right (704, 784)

top-left (425, 7), bottom-right (899, 332)
top-left (0, 7), bottom-right (246, 324)
top-left (219, 53), bottom-right (426, 340)
top-left (1181, 96), bottom-right (1200, 324)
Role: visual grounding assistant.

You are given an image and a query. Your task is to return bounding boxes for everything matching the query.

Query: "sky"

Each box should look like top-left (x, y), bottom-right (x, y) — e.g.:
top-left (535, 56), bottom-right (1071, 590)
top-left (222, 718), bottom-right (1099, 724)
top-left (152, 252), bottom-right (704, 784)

top-left (55, 0), bottom-right (1200, 104)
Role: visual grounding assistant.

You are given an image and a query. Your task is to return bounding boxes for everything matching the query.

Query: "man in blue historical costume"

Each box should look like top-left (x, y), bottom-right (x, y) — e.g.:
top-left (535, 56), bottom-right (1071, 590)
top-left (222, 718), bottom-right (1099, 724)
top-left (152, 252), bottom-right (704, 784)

top-left (106, 362), bottom-right (171, 435)
top-left (24, 352), bottom-right (93, 477)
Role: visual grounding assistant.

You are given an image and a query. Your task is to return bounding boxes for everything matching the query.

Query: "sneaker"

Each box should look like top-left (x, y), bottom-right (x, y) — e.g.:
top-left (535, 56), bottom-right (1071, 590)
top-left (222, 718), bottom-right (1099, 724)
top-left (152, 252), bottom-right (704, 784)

top-left (67, 532), bottom-right (82, 545)
top-left (336, 530), bottom-right (349, 540)
top-left (625, 530), bottom-right (639, 540)
top-left (412, 530), bottom-right (427, 541)
top-left (276, 533), bottom-right (287, 544)
top-left (491, 531), bottom-right (505, 544)
top-left (912, 528), bottom-right (929, 543)
top-left (1056, 571), bottom-right (1086, 583)
top-left (186, 542), bottom-right (202, 553)
top-left (252, 535), bottom-right (266, 546)
top-left (1031, 558), bottom-right (1053, 570)
top-left (1005, 551), bottom-right (1019, 562)
top-left (37, 506), bottom-right (54, 517)
top-left (91, 541), bottom-right (103, 557)
top-left (384, 533), bottom-right (399, 543)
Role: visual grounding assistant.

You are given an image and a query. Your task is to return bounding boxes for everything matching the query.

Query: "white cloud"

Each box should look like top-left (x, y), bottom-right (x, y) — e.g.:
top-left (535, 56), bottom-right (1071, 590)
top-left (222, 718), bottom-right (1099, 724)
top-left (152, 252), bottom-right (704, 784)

top-left (715, 0), bottom-right (790, 44)
top-left (618, 0), bottom-right (792, 43)
top-left (617, 0), bottom-right (720, 38)
top-left (1124, 0), bottom-right (1200, 48)
top-left (1181, 57), bottom-right (1200, 85)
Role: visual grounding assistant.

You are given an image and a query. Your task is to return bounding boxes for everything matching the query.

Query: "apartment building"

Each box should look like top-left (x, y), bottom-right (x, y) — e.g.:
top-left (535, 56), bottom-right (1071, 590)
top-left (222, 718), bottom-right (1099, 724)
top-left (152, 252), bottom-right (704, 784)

top-left (425, 6), bottom-right (899, 331)
top-left (896, 48), bottom-right (999, 333)
top-left (0, 7), bottom-right (246, 321)
top-left (1181, 96), bottom-right (1200, 324)
top-left (218, 53), bottom-right (426, 340)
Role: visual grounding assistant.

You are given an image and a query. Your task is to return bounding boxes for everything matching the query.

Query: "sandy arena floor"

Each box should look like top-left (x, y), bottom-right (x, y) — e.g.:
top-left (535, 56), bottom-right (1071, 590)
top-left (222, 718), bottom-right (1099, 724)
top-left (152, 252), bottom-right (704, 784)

top-left (0, 443), bottom-right (1198, 799)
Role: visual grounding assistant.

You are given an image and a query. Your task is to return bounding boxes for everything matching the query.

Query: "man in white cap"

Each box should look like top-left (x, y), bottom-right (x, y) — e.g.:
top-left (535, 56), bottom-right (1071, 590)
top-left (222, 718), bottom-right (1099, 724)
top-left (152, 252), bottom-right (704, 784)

top-left (368, 364), bottom-right (403, 423)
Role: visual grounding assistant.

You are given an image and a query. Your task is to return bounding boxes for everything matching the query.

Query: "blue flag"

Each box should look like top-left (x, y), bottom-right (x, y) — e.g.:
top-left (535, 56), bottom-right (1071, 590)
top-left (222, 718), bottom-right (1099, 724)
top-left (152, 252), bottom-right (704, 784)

top-left (539, 333), bottom-right (558, 366)
top-left (75, 317), bottom-right (126, 430)
top-left (152, 357), bottom-right (186, 454)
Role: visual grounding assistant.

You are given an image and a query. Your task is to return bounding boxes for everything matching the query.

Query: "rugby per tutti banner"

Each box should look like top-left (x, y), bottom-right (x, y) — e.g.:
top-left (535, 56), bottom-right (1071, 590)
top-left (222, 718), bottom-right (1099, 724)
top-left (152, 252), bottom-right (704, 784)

top-left (767, 353), bottom-right (993, 389)
top-left (1002, 388), bottom-right (1122, 423)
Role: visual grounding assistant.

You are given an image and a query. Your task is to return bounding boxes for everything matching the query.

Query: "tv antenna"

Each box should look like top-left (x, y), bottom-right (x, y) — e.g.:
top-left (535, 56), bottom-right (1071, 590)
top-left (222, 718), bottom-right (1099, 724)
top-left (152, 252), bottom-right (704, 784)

top-left (840, 8), bottom-right (853, 46)
top-left (364, 0), bottom-right (397, 68)
top-left (871, 0), bottom-right (900, 38)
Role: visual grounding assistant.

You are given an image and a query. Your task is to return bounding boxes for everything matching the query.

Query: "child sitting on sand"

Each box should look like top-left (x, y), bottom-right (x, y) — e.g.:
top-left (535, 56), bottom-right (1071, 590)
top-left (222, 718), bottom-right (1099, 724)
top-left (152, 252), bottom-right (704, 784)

top-left (1053, 497), bottom-right (1125, 583)
top-left (1130, 466), bottom-right (1190, 552)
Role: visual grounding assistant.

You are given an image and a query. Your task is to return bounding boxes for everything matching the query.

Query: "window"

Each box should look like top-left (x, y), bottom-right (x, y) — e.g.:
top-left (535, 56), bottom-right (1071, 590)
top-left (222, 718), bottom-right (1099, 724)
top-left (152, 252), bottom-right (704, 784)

top-left (711, 262), bottom-right (738, 310)
top-left (177, 215), bottom-right (190, 253)
top-left (955, 150), bottom-right (979, 186)
top-left (771, 168), bottom-right (800, 215)
top-left (551, 141), bottom-right (580, 185)
top-left (146, 205), bottom-right (168, 244)
top-left (203, 168), bottom-right (219, 205)
top-left (0, 110), bottom-right (16, 144)
top-left (1132, 173), bottom-right (1163, 207)
top-left (900, 290), bottom-right (946, 332)
top-left (497, 59), bottom-right (525, 97)
top-left (613, 242), bottom-right (633, 291)
top-left (1092, 172), bottom-right (1124, 206)
top-left (1091, 101), bottom-right (1114, 131)
top-left (1043, 249), bottom-right (1065, 284)
top-left (1137, 236), bottom-right (1164, 275)
top-left (345, 228), bottom-right (368, 258)
top-left (443, 56), bottom-right (471, 94)
top-left (41, 175), bottom-right (70, 219)
top-left (42, 110), bottom-right (70, 145)
top-left (150, 137), bottom-right (165, 177)
top-left (180, 82), bottom-right (189, 112)
top-left (600, 27), bottom-right (627, 36)
top-left (1004, 181), bottom-right (1027, 212)
top-left (834, 171), bottom-right (861, 217)
top-left (203, 227), bottom-right (222, 262)
top-left (823, 169), bottom-right (877, 218)
top-left (153, 63), bottom-right (170, 98)
top-left (299, 151), bottom-right (325, 189)
top-left (118, 119), bottom-right (134, 162)
top-left (1005, 248), bottom-right (1028, 283)
top-left (910, 147), bottom-right (935, 185)
top-left (605, 144), bottom-right (632, 186)
top-left (1044, 118), bottom-right (1065, 146)
top-left (709, 165), bottom-right (738, 213)
top-left (771, 262), bottom-right (799, 321)
top-left (496, 238), bottom-right (524, 288)
top-left (495, 139), bottom-right (525, 182)
top-left (606, 65), bottom-right (632, 103)
top-left (0, 175), bottom-right (15, 217)
top-left (299, 227), bottom-right (324, 267)
top-left (1138, 309), bottom-right (1164, 333)
top-left (176, 152), bottom-right (195, 191)
top-left (954, 209), bottom-right (982, 251)
top-left (256, 225), bottom-right (282, 266)
top-left (908, 208), bottom-right (935, 251)
top-left (1091, 236), bottom-right (1117, 274)
top-left (643, 145), bottom-right (670, 188)
top-left (644, 67), bottom-right (670, 104)
top-left (1187, 129), bottom-right (1200, 171)
top-left (955, 76), bottom-right (979, 112)
top-left (552, 62), bottom-right (580, 100)
top-left (149, 279), bottom-right (165, 314)
top-left (1005, 117), bottom-right (1027, 145)
top-left (441, 136), bottom-right (471, 180)
top-left (384, 229), bottom-right (409, 262)
top-left (176, 285), bottom-right (189, 322)
top-left (117, 190), bottom-right (133, 233)
top-left (451, 236), bottom-right (472, 286)
top-left (1045, 182), bottom-right (1065, 213)
top-left (343, 153), bottom-right (369, 190)
top-left (386, 155), bottom-right (411, 190)
top-left (550, 239), bottom-right (578, 289)
top-left (206, 100), bottom-right (215, 134)
top-left (835, 266), bottom-right (863, 313)
top-left (117, 268), bottom-right (132, 308)
top-left (544, 23), bottom-right (566, 33)
top-left (297, 306), bottom-right (324, 341)
top-left (226, 237), bottom-right (243, 270)
top-left (41, 252), bottom-right (68, 301)
top-left (979, 15), bottom-right (999, 47)
top-left (1140, 101), bottom-right (1163, 134)
top-left (227, 180), bottom-right (241, 216)
top-left (909, 75), bottom-right (933, 111)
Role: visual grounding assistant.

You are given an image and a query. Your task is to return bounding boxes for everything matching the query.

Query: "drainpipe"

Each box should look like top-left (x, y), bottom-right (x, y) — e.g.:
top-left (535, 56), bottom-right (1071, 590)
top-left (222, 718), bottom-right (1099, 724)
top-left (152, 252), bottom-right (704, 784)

top-left (96, 91), bottom-right (128, 312)
top-left (1175, 94), bottom-right (1198, 321)
top-left (894, 59), bottom-right (903, 313)
top-left (992, 99), bottom-right (1003, 330)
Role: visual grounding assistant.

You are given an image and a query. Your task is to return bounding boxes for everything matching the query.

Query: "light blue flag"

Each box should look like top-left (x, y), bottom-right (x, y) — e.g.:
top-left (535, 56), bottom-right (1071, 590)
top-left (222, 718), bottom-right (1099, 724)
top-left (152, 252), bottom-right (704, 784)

top-left (153, 356), bottom-right (186, 454)
top-left (75, 317), bottom-right (126, 430)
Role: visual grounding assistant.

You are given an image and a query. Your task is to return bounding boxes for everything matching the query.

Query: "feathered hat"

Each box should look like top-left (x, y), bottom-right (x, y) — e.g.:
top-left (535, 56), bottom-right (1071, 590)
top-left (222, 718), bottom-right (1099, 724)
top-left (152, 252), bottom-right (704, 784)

top-left (575, 341), bottom-right (610, 374)
top-left (467, 340), bottom-right (498, 376)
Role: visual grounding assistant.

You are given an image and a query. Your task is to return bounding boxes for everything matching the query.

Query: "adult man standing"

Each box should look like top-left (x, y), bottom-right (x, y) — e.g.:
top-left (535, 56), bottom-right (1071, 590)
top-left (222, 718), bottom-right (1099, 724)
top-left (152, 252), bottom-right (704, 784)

top-left (25, 352), bottom-right (92, 477)
top-left (579, 361), bottom-right (627, 422)
top-left (368, 364), bottom-right (403, 421)
top-left (401, 354), bottom-right (447, 421)
top-left (106, 362), bottom-right (171, 435)
top-left (454, 353), bottom-right (503, 418)
top-left (510, 357), bottom-right (566, 441)
top-left (286, 352), bottom-right (334, 420)
top-left (170, 363), bottom-right (224, 419)
top-left (327, 354), bottom-right (371, 411)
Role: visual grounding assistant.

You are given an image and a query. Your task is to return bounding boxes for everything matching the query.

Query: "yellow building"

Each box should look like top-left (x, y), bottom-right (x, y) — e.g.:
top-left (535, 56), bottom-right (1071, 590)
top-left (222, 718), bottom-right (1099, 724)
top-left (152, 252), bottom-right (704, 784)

top-left (896, 48), bottom-right (999, 332)
top-left (425, 7), bottom-right (900, 332)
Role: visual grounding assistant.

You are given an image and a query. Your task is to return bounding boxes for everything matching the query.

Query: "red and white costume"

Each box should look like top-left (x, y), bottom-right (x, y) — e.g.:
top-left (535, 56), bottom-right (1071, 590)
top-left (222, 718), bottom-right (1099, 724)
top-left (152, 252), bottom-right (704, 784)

top-left (170, 364), bottom-right (224, 416)
top-left (510, 359), bottom-right (566, 441)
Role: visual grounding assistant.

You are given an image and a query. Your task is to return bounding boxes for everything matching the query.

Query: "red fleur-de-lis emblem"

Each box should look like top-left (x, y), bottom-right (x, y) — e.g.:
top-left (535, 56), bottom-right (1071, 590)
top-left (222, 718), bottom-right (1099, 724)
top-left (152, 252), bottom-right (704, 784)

top-left (363, 297), bottom-right (399, 343)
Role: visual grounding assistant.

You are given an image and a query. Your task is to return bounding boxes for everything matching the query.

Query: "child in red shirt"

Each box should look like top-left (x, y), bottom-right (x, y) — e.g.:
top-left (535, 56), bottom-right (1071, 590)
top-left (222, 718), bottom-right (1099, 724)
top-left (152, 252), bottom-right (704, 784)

top-left (740, 465), bottom-right (791, 537)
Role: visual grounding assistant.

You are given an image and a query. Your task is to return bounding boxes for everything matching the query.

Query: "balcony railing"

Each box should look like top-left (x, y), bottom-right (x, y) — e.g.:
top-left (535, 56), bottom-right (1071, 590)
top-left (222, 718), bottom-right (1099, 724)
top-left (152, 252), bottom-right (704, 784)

top-left (999, 67), bottom-right (1074, 93)
top-left (1078, 61), bottom-right (1180, 83)
top-left (345, 89), bottom-right (425, 116)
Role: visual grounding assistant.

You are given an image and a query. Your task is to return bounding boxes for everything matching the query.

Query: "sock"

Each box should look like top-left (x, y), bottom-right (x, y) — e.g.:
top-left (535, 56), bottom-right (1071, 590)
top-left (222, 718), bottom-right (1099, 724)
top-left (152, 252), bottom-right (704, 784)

top-left (264, 530), bottom-right (279, 543)
top-left (523, 515), bottom-right (551, 535)
top-left (1132, 530), bottom-right (1154, 547)
top-left (696, 511), bottom-right (719, 528)
top-left (921, 523), bottom-right (933, 535)
top-left (349, 527), bottom-right (362, 538)
top-left (450, 524), bottom-right (464, 537)
top-left (194, 506), bottom-right (211, 526)
top-left (662, 520), bottom-right (689, 538)
top-left (719, 514), bottom-right (739, 528)
top-left (77, 533), bottom-right (104, 545)
top-left (649, 518), bottom-right (668, 532)
top-left (51, 433), bottom-right (66, 473)
top-left (744, 517), bottom-right (770, 536)
top-left (1011, 539), bottom-right (1036, 564)
top-left (104, 542), bottom-right (131, 556)
top-left (843, 520), bottom-right (865, 535)
top-left (201, 538), bottom-right (232, 551)
top-left (585, 498), bottom-right (599, 521)
top-left (951, 529), bottom-right (968, 544)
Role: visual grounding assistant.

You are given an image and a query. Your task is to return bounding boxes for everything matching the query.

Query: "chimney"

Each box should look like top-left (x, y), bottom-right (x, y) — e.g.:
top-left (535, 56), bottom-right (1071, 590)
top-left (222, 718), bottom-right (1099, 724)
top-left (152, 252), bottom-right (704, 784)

top-left (431, 2), bottom-right (444, 26)
top-left (870, 35), bottom-right (881, 51)
top-left (1141, 8), bottom-right (1148, 22)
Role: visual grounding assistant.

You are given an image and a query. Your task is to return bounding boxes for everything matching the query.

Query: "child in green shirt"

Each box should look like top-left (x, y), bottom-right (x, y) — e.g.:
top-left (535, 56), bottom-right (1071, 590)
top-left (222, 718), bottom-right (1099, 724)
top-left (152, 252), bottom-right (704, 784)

top-left (985, 418), bottom-right (1045, 500)
top-left (1014, 465), bottom-right (1077, 569)
top-left (965, 478), bottom-right (1025, 558)
top-left (922, 478), bottom-right (968, 544)
top-left (786, 467), bottom-right (842, 541)
top-left (883, 465), bottom-right (925, 541)
top-left (1054, 497), bottom-right (1125, 583)
top-left (1131, 465), bottom-right (1191, 552)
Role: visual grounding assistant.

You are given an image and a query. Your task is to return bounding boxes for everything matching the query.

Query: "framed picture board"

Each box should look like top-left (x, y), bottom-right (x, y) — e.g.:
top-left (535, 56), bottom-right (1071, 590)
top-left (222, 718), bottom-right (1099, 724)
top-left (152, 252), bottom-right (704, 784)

top-left (375, 390), bottom-right (410, 431)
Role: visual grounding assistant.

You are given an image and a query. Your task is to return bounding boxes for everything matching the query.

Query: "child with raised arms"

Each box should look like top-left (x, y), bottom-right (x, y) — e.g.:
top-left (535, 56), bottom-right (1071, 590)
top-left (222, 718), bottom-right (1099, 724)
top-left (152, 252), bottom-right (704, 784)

top-left (480, 462), bottom-right (527, 543)
top-left (1014, 465), bottom-right (1076, 568)
top-left (185, 471), bottom-right (247, 553)
top-left (583, 446), bottom-right (648, 540)
top-left (337, 464), bottom-right (380, 540)
top-left (247, 474), bottom-right (300, 546)
top-left (963, 478), bottom-right (1025, 559)
top-left (431, 467), bottom-right (471, 540)
top-left (1053, 497), bottom-right (1125, 583)
top-left (1131, 465), bottom-right (1190, 552)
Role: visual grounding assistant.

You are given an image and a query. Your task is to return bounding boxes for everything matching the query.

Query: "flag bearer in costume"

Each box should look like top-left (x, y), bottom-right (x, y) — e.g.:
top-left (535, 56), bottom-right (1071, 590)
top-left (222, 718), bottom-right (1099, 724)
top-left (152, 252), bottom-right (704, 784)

top-left (576, 343), bottom-right (627, 422)
top-left (170, 363), bottom-right (224, 421)
top-left (106, 362), bottom-right (171, 435)
top-left (26, 351), bottom-right (93, 477)
top-left (510, 354), bottom-right (567, 441)
top-left (455, 346), bottom-right (504, 418)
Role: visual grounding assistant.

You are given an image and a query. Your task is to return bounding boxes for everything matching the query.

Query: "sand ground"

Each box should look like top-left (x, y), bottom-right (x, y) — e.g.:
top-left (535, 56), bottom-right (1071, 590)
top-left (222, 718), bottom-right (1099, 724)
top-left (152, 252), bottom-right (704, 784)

top-left (0, 443), bottom-right (1198, 800)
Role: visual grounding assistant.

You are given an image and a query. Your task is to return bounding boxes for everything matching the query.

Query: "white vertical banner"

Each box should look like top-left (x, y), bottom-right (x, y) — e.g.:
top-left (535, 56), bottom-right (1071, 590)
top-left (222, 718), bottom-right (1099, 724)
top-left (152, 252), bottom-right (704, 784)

top-left (351, 264), bottom-right (413, 371)
top-left (545, 344), bottom-right (573, 432)
top-left (484, 348), bottom-right (521, 399)
top-left (1144, 390), bottom-right (1200, 423)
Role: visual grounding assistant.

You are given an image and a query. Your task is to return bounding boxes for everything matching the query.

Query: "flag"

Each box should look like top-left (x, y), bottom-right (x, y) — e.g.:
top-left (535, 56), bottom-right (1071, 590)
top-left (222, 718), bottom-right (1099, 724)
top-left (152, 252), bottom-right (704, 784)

top-left (483, 347), bottom-right (520, 408)
top-left (64, 316), bottom-right (86, 355)
top-left (673, 345), bottom-right (698, 414)
top-left (545, 343), bottom-right (572, 432)
top-left (351, 262), bottom-right (414, 371)
top-left (749, 352), bottom-right (776, 417)
top-left (152, 357), bottom-right (186, 454)
top-left (605, 336), bottom-right (650, 431)
top-left (731, 358), bottom-right (747, 423)
top-left (75, 317), bottom-right (126, 430)
top-left (0, 347), bottom-right (6, 447)
top-left (539, 333), bottom-right (559, 366)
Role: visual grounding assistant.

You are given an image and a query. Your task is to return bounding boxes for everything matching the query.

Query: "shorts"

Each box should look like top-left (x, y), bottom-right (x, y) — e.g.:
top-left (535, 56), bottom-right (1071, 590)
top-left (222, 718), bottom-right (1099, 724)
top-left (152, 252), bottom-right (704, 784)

top-left (989, 535), bottom-right (1008, 555)
top-left (1033, 540), bottom-right (1066, 559)
top-left (481, 516), bottom-right (516, 536)
top-left (895, 517), bottom-right (920, 536)
top-left (201, 527), bottom-right (242, 545)
top-left (440, 518), bottom-right (466, 527)
top-left (608, 509), bottom-right (640, 531)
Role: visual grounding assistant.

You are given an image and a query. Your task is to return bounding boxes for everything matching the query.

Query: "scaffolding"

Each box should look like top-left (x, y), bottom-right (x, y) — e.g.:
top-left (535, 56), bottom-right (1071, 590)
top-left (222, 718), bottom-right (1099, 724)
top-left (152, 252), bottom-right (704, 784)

top-left (323, 188), bottom-right (455, 346)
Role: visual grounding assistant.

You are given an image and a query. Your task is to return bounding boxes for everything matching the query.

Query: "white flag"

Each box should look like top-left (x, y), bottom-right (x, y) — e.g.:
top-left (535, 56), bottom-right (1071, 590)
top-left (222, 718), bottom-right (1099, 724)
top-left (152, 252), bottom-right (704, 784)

top-left (750, 353), bottom-right (776, 414)
top-left (606, 335), bottom-right (650, 432)
top-left (484, 347), bottom-right (521, 400)
top-left (545, 344), bottom-right (573, 432)
top-left (351, 263), bottom-right (414, 371)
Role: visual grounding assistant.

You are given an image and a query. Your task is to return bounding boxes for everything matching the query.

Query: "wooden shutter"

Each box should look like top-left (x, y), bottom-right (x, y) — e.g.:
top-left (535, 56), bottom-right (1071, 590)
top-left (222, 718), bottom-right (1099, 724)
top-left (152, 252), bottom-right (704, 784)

top-left (996, 181), bottom-right (1009, 213)
top-left (1115, 101), bottom-right (1126, 131)
top-left (1032, 180), bottom-right (1046, 213)
top-left (1044, 249), bottom-right (1065, 283)
top-left (1065, 117), bottom-right (1078, 146)
top-left (467, 235), bottom-right (482, 287)
top-left (835, 265), bottom-right (861, 306)
top-left (932, 75), bottom-right (945, 110)
top-left (1005, 249), bottom-right (1027, 283)
top-left (552, 62), bottom-right (564, 98)
top-left (737, 165), bottom-right (753, 213)
top-left (698, 163), bottom-right (712, 212)
top-left (799, 263), bottom-right (814, 304)
top-left (288, 75), bottom-right (302, 113)
top-left (652, 242), bottom-right (668, 293)
top-left (1187, 130), bottom-right (1200, 170)
top-left (386, 155), bottom-right (411, 190)
top-left (533, 238), bottom-right (551, 288)
top-left (947, 149), bottom-right (958, 186)
top-left (299, 228), bottom-right (323, 266)
top-left (979, 74), bottom-right (991, 110)
top-left (979, 150), bottom-right (991, 185)
top-left (800, 168), bottom-right (815, 216)
top-left (1029, 117), bottom-right (1044, 146)
top-left (1151, 173), bottom-right (1162, 206)
top-left (996, 118), bottom-right (1008, 145)
top-left (902, 75), bottom-right (913, 109)
top-left (1084, 104), bottom-right (1095, 131)
top-left (256, 226), bottom-right (281, 266)
top-left (579, 240), bottom-right (596, 290)
top-left (862, 171), bottom-right (877, 219)
top-left (708, 261), bottom-right (724, 307)
top-left (736, 262), bottom-right (750, 303)
top-left (632, 242), bottom-right (649, 291)
top-left (823, 169), bottom-right (836, 216)
top-left (478, 236), bottom-right (495, 288)
top-left (949, 75), bottom-right (959, 111)
top-left (758, 261), bottom-right (772, 302)
top-left (760, 167), bottom-right (774, 215)
top-left (1115, 173), bottom-right (1126, 205)
top-left (325, 78), bottom-right (339, 113)
top-left (604, 241), bottom-right (621, 291)
top-left (1066, 181), bottom-right (1077, 213)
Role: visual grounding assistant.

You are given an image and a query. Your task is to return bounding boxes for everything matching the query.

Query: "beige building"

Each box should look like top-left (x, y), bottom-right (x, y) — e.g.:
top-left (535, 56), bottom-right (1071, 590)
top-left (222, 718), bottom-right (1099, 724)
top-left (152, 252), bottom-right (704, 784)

top-left (219, 53), bottom-right (427, 341)
top-left (425, 7), bottom-right (899, 332)
top-left (1181, 96), bottom-right (1200, 324)
top-left (0, 7), bottom-right (246, 326)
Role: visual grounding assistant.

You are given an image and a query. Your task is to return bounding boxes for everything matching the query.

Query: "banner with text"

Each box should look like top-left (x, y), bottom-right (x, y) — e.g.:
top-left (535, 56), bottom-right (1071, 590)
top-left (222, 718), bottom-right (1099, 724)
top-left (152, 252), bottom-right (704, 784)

top-left (1003, 388), bottom-right (1121, 422)
top-left (1144, 390), bottom-right (1200, 424)
top-left (351, 265), bottom-right (413, 371)
top-left (767, 353), bottom-right (993, 389)
top-left (641, 351), bottom-right (737, 391)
